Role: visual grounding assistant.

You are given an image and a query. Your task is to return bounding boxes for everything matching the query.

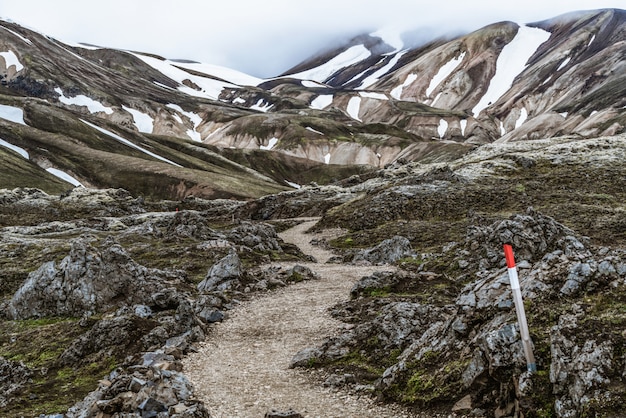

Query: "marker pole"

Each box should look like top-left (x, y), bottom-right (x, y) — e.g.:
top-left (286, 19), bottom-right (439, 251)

top-left (503, 244), bottom-right (536, 372)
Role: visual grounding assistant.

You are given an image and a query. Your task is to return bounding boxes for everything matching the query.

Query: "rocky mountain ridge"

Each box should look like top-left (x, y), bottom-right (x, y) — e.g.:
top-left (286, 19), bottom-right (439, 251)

top-left (0, 9), bottom-right (624, 199)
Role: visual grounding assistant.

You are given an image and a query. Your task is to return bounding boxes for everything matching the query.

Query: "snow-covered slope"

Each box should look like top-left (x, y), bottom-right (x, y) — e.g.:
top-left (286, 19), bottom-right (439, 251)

top-left (0, 9), bottom-right (624, 198)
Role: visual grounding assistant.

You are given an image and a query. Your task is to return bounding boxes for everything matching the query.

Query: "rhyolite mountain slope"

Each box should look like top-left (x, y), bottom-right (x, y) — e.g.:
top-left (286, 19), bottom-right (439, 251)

top-left (1, 132), bottom-right (625, 417)
top-left (0, 8), bottom-right (624, 199)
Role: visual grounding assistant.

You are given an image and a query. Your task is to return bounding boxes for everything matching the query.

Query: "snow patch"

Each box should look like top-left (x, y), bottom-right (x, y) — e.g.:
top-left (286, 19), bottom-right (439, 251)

top-left (250, 99), bottom-right (273, 113)
top-left (310, 95), bottom-right (333, 110)
top-left (437, 119), bottom-right (448, 139)
top-left (430, 92), bottom-right (443, 107)
top-left (347, 97), bottom-right (362, 121)
top-left (359, 91), bottom-right (388, 100)
top-left (172, 61), bottom-right (262, 86)
top-left (500, 121), bottom-right (506, 136)
top-left (122, 106), bottom-right (154, 134)
top-left (460, 119), bottom-right (467, 137)
top-left (81, 119), bottom-right (182, 167)
top-left (154, 81), bottom-right (175, 91)
top-left (390, 73), bottom-right (417, 100)
top-left (345, 68), bottom-right (372, 85)
top-left (515, 108), bottom-right (528, 129)
top-left (426, 52), bottom-right (466, 97)
top-left (0, 104), bottom-right (26, 125)
top-left (0, 50), bottom-right (23, 71)
top-left (305, 127), bottom-right (324, 135)
top-left (587, 34), bottom-right (596, 47)
top-left (233, 97), bottom-right (246, 104)
top-left (0, 137), bottom-right (28, 159)
top-left (301, 80), bottom-right (326, 88)
top-left (55, 88), bottom-right (113, 115)
top-left (46, 168), bottom-right (83, 187)
top-left (260, 137), bottom-right (278, 151)
top-left (285, 180), bottom-right (301, 189)
top-left (285, 45), bottom-right (371, 82)
top-left (357, 50), bottom-right (407, 89)
top-left (166, 104), bottom-right (203, 142)
top-left (560, 112), bottom-right (568, 118)
top-left (557, 56), bottom-right (571, 71)
top-left (0, 26), bottom-right (32, 44)
top-left (472, 25), bottom-right (551, 117)
top-left (132, 53), bottom-right (236, 100)
top-left (324, 153), bottom-right (331, 164)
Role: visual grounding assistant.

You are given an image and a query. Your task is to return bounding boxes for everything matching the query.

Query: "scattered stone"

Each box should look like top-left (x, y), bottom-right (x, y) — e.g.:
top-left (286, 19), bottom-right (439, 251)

top-left (0, 357), bottom-right (33, 408)
top-left (452, 394), bottom-right (473, 412)
top-left (264, 409), bottom-right (303, 418)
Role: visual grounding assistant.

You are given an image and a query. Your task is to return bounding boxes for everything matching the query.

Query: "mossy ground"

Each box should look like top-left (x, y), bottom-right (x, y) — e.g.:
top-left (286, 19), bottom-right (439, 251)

top-left (0, 318), bottom-right (117, 417)
top-left (0, 199), bottom-right (309, 416)
top-left (315, 150), bottom-right (626, 415)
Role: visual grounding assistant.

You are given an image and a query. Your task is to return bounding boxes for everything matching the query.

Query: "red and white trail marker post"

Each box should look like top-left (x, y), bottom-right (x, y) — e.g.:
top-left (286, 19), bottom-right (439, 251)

top-left (503, 244), bottom-right (537, 373)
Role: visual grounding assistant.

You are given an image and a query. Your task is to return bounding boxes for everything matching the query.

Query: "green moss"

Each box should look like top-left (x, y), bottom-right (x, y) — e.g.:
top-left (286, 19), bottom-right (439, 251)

top-left (0, 317), bottom-right (120, 417)
top-left (364, 288), bottom-right (391, 298)
top-left (288, 271), bottom-right (304, 283)
top-left (386, 351), bottom-right (470, 407)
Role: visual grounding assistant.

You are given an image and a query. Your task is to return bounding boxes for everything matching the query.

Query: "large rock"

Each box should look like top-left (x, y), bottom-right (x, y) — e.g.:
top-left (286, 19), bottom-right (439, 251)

top-left (353, 235), bottom-right (416, 265)
top-left (550, 314), bottom-right (615, 418)
top-left (465, 207), bottom-right (589, 270)
top-left (164, 211), bottom-right (222, 241)
top-left (228, 221), bottom-right (283, 252)
top-left (6, 236), bottom-right (184, 319)
top-left (197, 251), bottom-right (243, 292)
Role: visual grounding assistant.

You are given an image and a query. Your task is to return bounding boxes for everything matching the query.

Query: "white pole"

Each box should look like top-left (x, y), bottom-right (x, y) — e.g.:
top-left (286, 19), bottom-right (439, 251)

top-left (504, 244), bottom-right (536, 372)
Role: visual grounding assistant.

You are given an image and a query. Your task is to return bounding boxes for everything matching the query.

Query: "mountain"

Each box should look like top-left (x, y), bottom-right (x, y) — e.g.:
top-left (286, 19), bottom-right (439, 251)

top-left (1, 9), bottom-right (626, 418)
top-left (0, 9), bottom-right (624, 199)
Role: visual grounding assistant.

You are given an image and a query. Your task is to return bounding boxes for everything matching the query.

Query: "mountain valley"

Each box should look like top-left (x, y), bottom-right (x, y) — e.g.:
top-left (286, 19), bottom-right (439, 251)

top-left (0, 8), bottom-right (626, 418)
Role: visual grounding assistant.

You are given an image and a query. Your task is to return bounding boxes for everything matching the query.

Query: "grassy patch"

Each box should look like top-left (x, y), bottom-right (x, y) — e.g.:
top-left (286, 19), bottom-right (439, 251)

top-left (0, 317), bottom-right (119, 417)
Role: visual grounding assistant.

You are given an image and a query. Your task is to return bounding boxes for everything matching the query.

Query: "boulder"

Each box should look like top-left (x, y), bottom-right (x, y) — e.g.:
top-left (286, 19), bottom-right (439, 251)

top-left (6, 236), bottom-right (184, 319)
top-left (228, 221), bottom-right (283, 252)
top-left (197, 251), bottom-right (243, 292)
top-left (550, 314), bottom-right (615, 418)
top-left (164, 210), bottom-right (222, 241)
top-left (353, 236), bottom-right (416, 265)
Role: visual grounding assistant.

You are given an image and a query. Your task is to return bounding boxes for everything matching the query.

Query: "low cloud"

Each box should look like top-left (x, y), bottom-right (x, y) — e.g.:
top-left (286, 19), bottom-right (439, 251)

top-left (2, 0), bottom-right (624, 77)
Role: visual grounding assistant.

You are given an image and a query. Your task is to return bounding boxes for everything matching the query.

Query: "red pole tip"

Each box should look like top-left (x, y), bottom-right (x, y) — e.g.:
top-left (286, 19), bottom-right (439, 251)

top-left (503, 244), bottom-right (516, 268)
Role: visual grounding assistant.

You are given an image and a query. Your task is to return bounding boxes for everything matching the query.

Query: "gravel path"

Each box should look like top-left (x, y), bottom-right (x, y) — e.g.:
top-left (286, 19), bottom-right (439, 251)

top-left (182, 218), bottom-right (414, 417)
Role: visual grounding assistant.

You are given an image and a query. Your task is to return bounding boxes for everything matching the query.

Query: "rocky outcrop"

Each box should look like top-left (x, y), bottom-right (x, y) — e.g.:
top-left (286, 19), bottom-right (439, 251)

top-left (0, 357), bottom-right (32, 409)
top-left (66, 352), bottom-right (210, 418)
top-left (236, 186), bottom-right (358, 220)
top-left (292, 209), bottom-right (626, 417)
top-left (352, 235), bottom-right (416, 265)
top-left (7, 235), bottom-right (184, 319)
top-left (197, 252), bottom-right (243, 293)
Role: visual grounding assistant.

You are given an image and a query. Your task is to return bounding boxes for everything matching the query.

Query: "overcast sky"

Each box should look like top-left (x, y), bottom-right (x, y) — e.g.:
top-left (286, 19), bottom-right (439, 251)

top-left (2, 0), bottom-right (624, 77)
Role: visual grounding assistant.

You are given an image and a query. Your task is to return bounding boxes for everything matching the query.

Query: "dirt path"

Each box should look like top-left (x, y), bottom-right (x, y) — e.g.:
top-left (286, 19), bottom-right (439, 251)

top-left (182, 218), bottom-right (413, 417)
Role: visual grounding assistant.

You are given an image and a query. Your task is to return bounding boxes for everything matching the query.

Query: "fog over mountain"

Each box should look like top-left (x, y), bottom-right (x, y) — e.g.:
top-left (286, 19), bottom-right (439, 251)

top-left (0, 8), bottom-right (624, 198)
top-left (3, 0), bottom-right (626, 76)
